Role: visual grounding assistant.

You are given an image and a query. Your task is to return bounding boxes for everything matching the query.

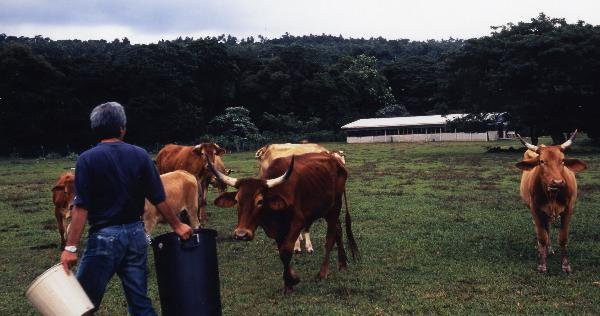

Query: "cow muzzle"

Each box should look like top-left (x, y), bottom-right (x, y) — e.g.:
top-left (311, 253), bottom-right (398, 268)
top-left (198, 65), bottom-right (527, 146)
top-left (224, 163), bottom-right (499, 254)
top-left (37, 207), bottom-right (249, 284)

top-left (233, 228), bottom-right (253, 241)
top-left (548, 179), bottom-right (566, 191)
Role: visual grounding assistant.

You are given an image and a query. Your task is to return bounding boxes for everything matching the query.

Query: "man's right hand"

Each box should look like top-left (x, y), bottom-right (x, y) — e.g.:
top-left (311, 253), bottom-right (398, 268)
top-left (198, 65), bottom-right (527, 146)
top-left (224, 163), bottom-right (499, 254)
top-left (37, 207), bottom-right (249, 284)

top-left (175, 223), bottom-right (193, 240)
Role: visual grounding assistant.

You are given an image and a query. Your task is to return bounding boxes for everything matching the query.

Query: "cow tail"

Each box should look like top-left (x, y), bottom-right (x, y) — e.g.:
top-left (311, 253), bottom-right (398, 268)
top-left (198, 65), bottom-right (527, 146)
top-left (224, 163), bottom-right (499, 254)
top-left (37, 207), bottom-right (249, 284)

top-left (343, 188), bottom-right (360, 261)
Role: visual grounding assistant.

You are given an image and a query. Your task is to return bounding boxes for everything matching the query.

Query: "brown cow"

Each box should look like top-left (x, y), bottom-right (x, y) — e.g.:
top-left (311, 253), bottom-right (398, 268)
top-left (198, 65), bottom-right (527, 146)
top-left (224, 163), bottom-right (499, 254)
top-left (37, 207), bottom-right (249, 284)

top-left (209, 152), bottom-right (359, 293)
top-left (255, 143), bottom-right (346, 253)
top-left (51, 171), bottom-right (75, 248)
top-left (143, 170), bottom-right (200, 234)
top-left (515, 131), bottom-right (587, 273)
top-left (155, 143), bottom-right (227, 223)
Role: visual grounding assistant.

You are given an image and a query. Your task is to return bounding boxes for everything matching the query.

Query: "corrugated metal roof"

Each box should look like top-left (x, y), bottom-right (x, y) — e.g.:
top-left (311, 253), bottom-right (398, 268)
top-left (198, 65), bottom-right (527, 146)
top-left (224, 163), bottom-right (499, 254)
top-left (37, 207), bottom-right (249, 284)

top-left (341, 114), bottom-right (465, 129)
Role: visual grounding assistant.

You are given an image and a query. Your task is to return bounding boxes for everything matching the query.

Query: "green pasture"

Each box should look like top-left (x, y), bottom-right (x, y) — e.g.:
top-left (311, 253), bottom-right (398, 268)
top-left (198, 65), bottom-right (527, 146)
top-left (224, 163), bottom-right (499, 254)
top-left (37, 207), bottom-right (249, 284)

top-left (1, 139), bottom-right (600, 314)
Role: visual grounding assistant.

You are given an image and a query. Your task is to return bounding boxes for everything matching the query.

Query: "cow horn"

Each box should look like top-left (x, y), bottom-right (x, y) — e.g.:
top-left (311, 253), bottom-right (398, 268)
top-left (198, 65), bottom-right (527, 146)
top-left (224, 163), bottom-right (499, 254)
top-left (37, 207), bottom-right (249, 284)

top-left (516, 133), bottom-right (539, 152)
top-left (266, 156), bottom-right (295, 188)
top-left (205, 153), bottom-right (238, 187)
top-left (560, 129), bottom-right (578, 150)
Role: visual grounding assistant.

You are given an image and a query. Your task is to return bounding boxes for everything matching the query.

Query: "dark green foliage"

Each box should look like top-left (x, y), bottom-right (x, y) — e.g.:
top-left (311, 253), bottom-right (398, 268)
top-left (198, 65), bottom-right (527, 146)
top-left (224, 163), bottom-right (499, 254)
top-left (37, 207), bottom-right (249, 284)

top-left (375, 104), bottom-right (410, 118)
top-left (0, 34), bottom-right (459, 154)
top-left (444, 13), bottom-right (600, 140)
top-left (446, 113), bottom-right (506, 133)
top-left (2, 13), bottom-right (600, 154)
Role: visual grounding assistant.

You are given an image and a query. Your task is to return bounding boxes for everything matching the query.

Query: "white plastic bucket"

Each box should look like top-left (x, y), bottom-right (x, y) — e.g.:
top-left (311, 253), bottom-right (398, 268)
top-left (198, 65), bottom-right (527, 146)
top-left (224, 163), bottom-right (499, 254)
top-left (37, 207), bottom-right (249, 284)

top-left (26, 263), bottom-right (94, 316)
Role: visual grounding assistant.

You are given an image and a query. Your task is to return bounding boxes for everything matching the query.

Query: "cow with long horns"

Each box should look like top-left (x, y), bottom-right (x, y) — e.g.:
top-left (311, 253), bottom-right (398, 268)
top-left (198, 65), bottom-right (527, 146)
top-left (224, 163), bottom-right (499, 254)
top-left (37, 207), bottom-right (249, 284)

top-left (515, 130), bottom-right (587, 273)
top-left (207, 152), bottom-right (359, 293)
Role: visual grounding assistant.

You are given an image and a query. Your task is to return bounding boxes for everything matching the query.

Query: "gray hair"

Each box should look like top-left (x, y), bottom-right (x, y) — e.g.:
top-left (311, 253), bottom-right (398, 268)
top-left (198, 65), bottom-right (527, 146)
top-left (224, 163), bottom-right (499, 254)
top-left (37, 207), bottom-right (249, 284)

top-left (90, 102), bottom-right (127, 129)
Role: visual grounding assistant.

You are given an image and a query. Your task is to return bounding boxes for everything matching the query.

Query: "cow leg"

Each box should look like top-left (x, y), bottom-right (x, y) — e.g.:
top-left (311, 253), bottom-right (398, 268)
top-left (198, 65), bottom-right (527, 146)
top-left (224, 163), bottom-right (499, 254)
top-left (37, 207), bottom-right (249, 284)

top-left (304, 229), bottom-right (314, 253)
top-left (335, 219), bottom-right (348, 271)
top-left (294, 233), bottom-right (303, 254)
top-left (317, 218), bottom-right (337, 280)
top-left (55, 208), bottom-right (66, 249)
top-left (198, 181), bottom-right (209, 223)
top-left (64, 212), bottom-right (71, 246)
top-left (143, 213), bottom-right (158, 235)
top-left (559, 211), bottom-right (573, 273)
top-left (532, 211), bottom-right (550, 273)
top-left (278, 222), bottom-right (303, 294)
top-left (189, 207), bottom-right (201, 230)
top-left (532, 218), bottom-right (553, 256)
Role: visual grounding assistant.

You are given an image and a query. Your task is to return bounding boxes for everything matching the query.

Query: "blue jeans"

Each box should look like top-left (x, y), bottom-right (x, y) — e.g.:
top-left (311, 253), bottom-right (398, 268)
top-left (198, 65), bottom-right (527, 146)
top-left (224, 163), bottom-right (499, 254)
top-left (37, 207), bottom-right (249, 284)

top-left (76, 221), bottom-right (156, 316)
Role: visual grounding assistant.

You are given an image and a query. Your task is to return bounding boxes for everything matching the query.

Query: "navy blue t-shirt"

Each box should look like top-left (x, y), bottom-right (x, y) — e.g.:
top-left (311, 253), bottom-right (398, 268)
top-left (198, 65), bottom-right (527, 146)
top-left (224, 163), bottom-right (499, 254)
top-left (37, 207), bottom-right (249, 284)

top-left (73, 141), bottom-right (165, 232)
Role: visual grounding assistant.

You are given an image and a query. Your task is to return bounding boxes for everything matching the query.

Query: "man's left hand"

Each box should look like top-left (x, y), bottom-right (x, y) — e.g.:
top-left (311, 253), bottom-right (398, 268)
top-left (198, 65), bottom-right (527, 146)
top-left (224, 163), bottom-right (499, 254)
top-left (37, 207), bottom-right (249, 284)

top-left (175, 223), bottom-right (193, 240)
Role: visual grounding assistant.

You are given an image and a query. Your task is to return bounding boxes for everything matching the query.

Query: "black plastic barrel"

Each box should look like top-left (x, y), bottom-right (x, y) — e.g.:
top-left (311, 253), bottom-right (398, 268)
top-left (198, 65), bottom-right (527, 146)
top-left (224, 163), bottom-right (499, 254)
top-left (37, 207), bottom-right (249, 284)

top-left (152, 229), bottom-right (222, 316)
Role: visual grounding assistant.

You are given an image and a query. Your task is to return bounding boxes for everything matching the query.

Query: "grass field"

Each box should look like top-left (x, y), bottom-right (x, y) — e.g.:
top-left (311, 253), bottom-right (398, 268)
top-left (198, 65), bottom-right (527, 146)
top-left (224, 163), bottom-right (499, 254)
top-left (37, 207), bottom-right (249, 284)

top-left (1, 138), bottom-right (600, 315)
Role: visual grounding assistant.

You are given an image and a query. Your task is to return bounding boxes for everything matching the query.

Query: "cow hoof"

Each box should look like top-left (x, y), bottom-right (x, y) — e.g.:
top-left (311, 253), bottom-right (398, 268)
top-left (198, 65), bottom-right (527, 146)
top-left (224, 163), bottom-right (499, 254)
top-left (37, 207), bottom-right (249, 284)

top-left (294, 248), bottom-right (302, 254)
top-left (562, 264), bottom-right (572, 274)
top-left (306, 248), bottom-right (314, 254)
top-left (537, 264), bottom-right (548, 273)
top-left (284, 272), bottom-right (300, 288)
top-left (316, 270), bottom-right (329, 280)
top-left (282, 286), bottom-right (294, 295)
top-left (338, 263), bottom-right (348, 271)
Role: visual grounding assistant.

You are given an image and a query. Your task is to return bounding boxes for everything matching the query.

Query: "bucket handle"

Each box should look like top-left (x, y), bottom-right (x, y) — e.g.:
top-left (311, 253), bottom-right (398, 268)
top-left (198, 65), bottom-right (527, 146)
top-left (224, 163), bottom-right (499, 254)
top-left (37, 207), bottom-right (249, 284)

top-left (180, 233), bottom-right (201, 249)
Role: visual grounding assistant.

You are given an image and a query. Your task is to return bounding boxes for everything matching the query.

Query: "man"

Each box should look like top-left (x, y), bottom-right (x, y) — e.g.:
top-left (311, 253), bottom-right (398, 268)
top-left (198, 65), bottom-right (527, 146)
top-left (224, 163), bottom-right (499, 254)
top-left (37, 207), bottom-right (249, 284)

top-left (61, 102), bottom-right (192, 315)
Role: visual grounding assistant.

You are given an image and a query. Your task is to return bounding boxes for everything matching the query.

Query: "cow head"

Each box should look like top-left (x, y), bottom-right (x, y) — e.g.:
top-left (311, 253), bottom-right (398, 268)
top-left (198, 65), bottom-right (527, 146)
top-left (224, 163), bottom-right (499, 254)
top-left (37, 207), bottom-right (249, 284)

top-left (207, 155), bottom-right (295, 241)
top-left (515, 130), bottom-right (587, 192)
top-left (255, 145), bottom-right (269, 160)
top-left (192, 143), bottom-right (225, 163)
top-left (331, 150), bottom-right (346, 165)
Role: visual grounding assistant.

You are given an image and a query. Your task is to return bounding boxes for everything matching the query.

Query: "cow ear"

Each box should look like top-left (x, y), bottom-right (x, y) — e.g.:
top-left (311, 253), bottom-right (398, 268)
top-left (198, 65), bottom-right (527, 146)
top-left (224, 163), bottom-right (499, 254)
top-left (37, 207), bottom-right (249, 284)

top-left (51, 185), bottom-right (64, 192)
top-left (266, 195), bottom-right (288, 211)
top-left (214, 144), bottom-right (226, 156)
top-left (192, 145), bottom-right (203, 156)
top-left (515, 158), bottom-right (538, 170)
top-left (564, 158), bottom-right (587, 172)
top-left (214, 192), bottom-right (237, 208)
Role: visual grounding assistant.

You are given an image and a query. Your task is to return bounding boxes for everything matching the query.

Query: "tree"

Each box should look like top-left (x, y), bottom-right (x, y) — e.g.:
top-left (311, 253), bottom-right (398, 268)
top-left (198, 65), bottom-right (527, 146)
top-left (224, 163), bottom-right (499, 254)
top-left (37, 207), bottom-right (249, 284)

top-left (375, 104), bottom-right (410, 118)
top-left (444, 13), bottom-right (600, 143)
top-left (208, 107), bottom-right (259, 151)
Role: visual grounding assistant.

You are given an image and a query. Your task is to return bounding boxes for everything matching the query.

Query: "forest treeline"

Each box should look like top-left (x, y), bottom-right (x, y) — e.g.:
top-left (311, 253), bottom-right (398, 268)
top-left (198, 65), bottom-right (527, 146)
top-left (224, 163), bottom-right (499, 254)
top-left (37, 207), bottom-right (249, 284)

top-left (1, 13), bottom-right (599, 155)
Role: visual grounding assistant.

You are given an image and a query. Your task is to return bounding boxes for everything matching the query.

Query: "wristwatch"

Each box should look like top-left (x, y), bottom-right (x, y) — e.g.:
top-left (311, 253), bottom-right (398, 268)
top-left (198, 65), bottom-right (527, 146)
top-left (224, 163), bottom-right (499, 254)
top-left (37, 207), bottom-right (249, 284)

top-left (64, 245), bottom-right (78, 253)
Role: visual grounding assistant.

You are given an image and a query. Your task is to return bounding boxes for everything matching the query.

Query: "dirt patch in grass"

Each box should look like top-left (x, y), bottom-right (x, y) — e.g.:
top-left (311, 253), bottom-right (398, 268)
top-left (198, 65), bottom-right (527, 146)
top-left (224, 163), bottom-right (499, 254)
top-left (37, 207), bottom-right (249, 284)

top-left (579, 183), bottom-right (600, 195)
top-left (22, 208), bottom-right (41, 213)
top-left (29, 243), bottom-right (58, 250)
top-left (41, 219), bottom-right (56, 230)
top-left (0, 224), bottom-right (20, 232)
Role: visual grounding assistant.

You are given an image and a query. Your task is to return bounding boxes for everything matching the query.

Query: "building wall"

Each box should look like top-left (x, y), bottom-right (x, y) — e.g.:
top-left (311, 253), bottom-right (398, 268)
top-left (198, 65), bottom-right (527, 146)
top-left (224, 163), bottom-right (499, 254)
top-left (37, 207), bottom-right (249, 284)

top-left (347, 131), bottom-right (497, 143)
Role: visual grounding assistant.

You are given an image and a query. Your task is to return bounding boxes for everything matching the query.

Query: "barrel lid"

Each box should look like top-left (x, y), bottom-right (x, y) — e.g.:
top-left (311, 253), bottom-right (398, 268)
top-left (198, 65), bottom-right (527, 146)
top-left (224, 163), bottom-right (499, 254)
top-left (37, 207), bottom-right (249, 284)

top-left (152, 228), bottom-right (217, 244)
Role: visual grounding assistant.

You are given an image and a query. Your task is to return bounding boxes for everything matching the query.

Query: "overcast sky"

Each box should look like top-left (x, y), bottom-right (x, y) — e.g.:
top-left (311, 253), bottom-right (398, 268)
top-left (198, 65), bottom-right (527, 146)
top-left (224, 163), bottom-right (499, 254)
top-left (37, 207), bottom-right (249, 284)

top-left (1, 0), bottom-right (599, 43)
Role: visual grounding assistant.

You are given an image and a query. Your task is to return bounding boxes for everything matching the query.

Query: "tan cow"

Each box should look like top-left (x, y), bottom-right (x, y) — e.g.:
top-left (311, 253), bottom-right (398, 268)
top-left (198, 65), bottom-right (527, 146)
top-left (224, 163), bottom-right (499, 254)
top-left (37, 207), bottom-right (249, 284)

top-left (515, 131), bottom-right (587, 273)
top-left (255, 143), bottom-right (346, 253)
top-left (143, 170), bottom-right (199, 234)
top-left (51, 171), bottom-right (75, 248)
top-left (155, 143), bottom-right (226, 223)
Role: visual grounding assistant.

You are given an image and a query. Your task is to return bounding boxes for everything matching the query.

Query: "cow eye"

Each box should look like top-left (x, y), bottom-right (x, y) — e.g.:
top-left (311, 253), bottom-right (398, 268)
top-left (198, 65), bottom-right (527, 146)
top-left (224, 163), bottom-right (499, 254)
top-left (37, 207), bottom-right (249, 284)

top-left (256, 199), bottom-right (263, 207)
top-left (539, 160), bottom-right (545, 164)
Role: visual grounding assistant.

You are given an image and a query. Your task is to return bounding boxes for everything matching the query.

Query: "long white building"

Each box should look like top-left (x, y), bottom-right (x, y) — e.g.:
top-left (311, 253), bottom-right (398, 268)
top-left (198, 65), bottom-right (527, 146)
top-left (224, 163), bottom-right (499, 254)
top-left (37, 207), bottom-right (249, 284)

top-left (341, 114), bottom-right (505, 143)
